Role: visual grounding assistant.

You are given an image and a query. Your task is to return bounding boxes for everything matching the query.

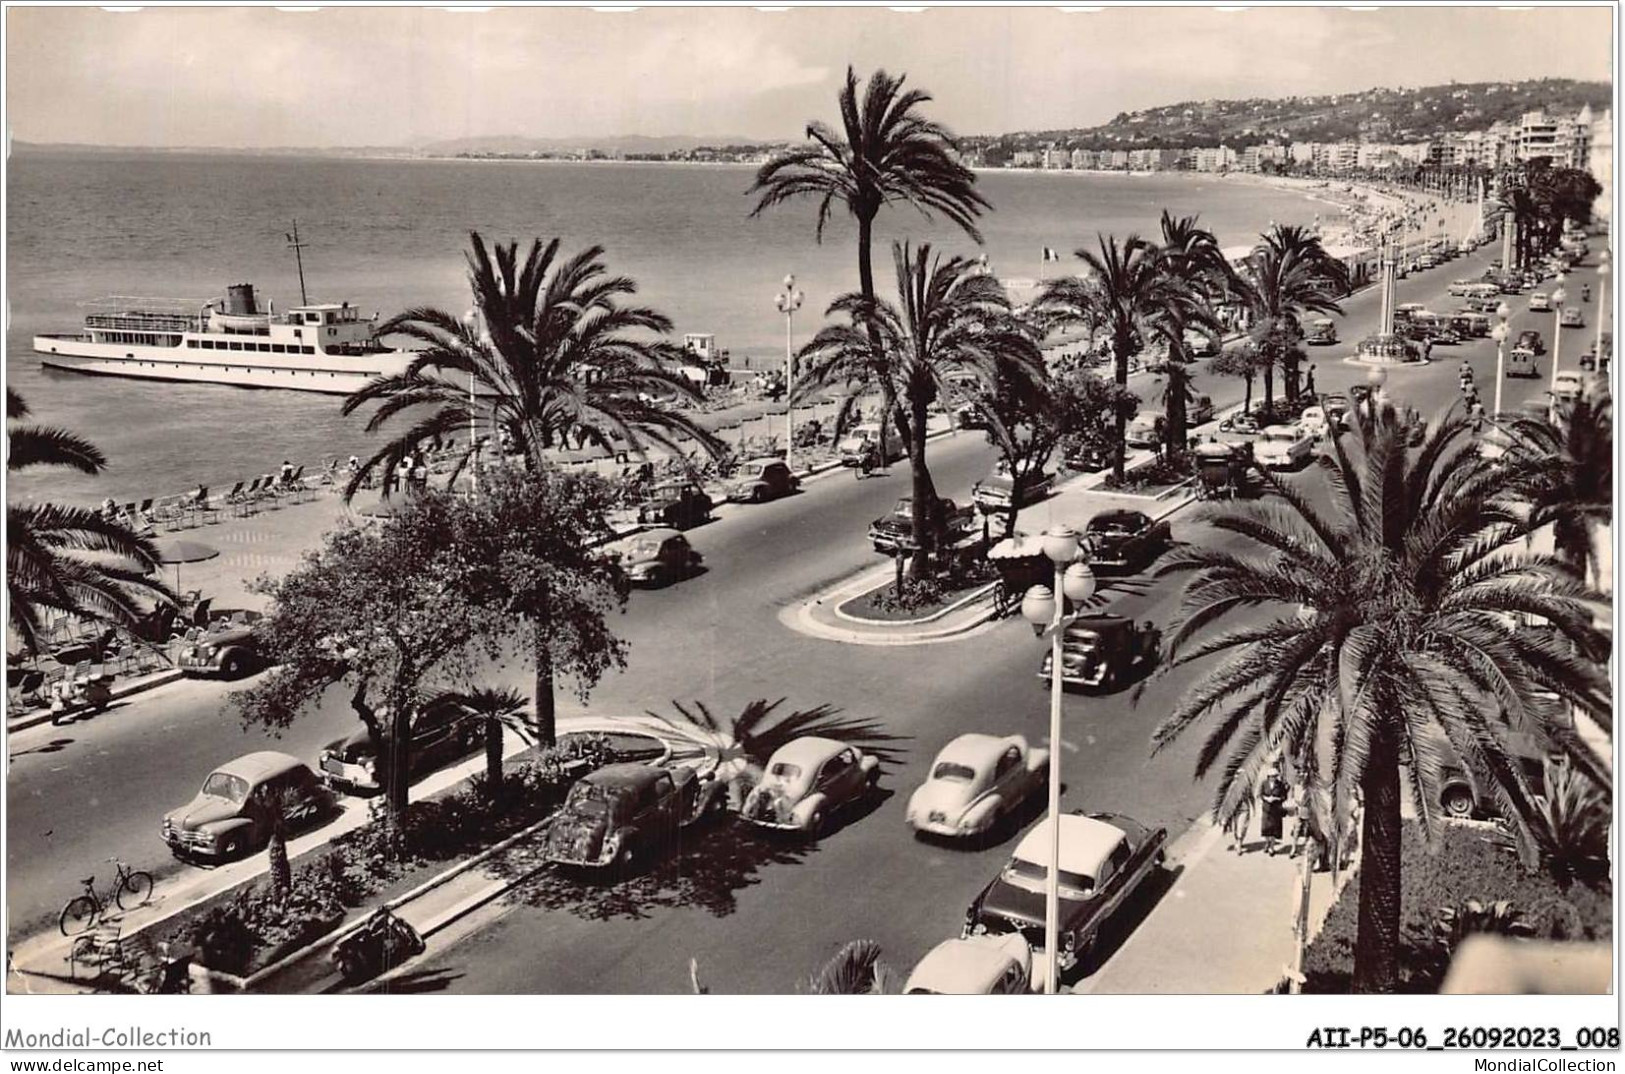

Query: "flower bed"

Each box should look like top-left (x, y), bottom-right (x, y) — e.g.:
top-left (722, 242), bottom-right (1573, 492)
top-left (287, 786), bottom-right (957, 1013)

top-left (1301, 821), bottom-right (1613, 993)
top-left (166, 734), bottom-right (614, 978)
top-left (839, 569), bottom-right (994, 623)
top-left (1102, 453), bottom-right (1195, 495)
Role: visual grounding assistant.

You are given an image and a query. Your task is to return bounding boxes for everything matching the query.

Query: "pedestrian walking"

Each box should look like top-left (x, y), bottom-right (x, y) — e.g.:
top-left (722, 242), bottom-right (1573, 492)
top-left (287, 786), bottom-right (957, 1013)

top-left (1304, 364), bottom-right (1317, 399)
top-left (1259, 766), bottom-right (1289, 856)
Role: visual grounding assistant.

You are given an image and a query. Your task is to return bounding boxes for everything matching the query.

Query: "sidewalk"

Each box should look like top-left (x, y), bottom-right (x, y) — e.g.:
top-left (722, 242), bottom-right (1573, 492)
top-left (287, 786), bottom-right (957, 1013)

top-left (1076, 818), bottom-right (1355, 994)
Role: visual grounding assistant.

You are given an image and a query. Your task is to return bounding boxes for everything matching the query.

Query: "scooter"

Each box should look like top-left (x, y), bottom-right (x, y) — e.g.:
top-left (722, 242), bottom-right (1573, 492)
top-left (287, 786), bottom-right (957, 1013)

top-left (48, 673), bottom-right (115, 724)
top-left (331, 908), bottom-right (425, 985)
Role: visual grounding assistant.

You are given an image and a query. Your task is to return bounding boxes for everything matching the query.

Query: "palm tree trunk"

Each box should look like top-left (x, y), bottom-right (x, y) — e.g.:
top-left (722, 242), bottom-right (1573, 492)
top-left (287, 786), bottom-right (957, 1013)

top-left (1283, 350), bottom-right (1300, 404)
top-left (267, 825), bottom-right (291, 896)
top-left (533, 615), bottom-right (556, 749)
top-left (1352, 728), bottom-right (1402, 993)
top-left (906, 394), bottom-right (940, 578)
top-left (856, 212), bottom-right (892, 467)
top-left (485, 715), bottom-right (505, 803)
top-left (1244, 372), bottom-right (1254, 413)
top-left (1112, 326), bottom-right (1134, 480)
top-left (1263, 361), bottom-right (1276, 417)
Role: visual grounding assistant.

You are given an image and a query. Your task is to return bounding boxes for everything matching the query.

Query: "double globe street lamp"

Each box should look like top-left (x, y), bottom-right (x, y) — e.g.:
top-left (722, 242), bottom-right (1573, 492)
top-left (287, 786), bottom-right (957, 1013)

top-left (1491, 301), bottom-right (1512, 419)
top-left (1549, 273), bottom-right (1567, 406)
top-left (774, 275), bottom-right (804, 474)
top-left (1020, 525), bottom-right (1098, 996)
top-left (1596, 251), bottom-right (1610, 368)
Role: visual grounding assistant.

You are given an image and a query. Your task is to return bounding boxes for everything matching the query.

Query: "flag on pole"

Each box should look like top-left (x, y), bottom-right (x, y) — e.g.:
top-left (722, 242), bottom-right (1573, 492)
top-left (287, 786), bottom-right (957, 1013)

top-left (1042, 246), bottom-right (1060, 262)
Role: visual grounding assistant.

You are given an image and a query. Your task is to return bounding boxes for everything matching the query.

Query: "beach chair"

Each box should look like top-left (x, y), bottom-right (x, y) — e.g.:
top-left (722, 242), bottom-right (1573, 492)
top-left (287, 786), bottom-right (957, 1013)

top-left (191, 598), bottom-right (214, 629)
top-left (286, 464), bottom-right (311, 502)
top-left (9, 669), bottom-right (47, 710)
top-left (222, 481), bottom-right (247, 518)
top-left (150, 497), bottom-right (183, 531)
top-left (191, 486), bottom-right (220, 526)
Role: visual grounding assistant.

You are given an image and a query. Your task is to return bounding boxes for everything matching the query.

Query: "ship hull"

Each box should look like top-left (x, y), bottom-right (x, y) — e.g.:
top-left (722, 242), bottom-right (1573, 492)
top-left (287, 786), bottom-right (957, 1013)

top-left (32, 335), bottom-right (410, 396)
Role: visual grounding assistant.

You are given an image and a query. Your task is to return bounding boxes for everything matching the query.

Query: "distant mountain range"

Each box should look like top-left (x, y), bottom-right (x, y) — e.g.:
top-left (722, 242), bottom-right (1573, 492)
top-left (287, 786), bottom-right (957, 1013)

top-left (965, 78), bottom-right (1612, 155)
top-left (11, 135), bottom-right (777, 158)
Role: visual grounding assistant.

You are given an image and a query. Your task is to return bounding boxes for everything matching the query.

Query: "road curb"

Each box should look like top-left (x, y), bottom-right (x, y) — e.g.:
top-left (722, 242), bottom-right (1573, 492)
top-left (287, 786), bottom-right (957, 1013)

top-left (6, 668), bottom-right (186, 736)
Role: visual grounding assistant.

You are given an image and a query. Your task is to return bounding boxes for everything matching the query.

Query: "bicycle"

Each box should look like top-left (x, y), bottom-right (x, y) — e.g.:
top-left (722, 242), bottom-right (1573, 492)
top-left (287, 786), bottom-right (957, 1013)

top-left (58, 858), bottom-right (154, 936)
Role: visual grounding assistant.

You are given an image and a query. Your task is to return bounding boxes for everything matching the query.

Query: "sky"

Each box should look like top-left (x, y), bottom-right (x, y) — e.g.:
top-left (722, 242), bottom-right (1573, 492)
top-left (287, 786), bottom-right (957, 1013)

top-left (4, 4), bottom-right (1615, 148)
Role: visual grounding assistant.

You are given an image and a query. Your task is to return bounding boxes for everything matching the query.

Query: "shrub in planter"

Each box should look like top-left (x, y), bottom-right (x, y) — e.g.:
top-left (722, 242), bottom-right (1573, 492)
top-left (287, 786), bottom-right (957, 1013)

top-left (186, 904), bottom-right (257, 977)
top-left (872, 577), bottom-right (946, 615)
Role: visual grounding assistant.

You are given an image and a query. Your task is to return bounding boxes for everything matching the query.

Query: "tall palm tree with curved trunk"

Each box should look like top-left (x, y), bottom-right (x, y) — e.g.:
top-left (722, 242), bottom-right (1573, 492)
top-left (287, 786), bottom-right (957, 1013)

top-left (342, 233), bottom-right (723, 494)
top-left (1505, 390), bottom-right (1612, 584)
top-left (1156, 211), bottom-right (1230, 454)
top-left (344, 235), bottom-right (715, 748)
top-left (750, 66), bottom-right (988, 462)
top-left (795, 242), bottom-right (1044, 575)
top-left (6, 389), bottom-right (173, 652)
top-left (1148, 405), bottom-right (1611, 992)
top-left (1234, 224), bottom-right (1349, 407)
top-left (1032, 235), bottom-right (1210, 480)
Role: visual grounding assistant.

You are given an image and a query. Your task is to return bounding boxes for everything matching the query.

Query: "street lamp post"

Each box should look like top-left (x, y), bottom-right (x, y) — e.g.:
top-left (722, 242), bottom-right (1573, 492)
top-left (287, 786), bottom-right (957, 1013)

top-left (1549, 274), bottom-right (1567, 403)
top-left (774, 275), bottom-right (804, 474)
top-left (1596, 252), bottom-right (1610, 368)
top-left (1021, 527), bottom-right (1097, 996)
top-left (1492, 302), bottom-right (1511, 418)
top-left (462, 309), bottom-right (484, 494)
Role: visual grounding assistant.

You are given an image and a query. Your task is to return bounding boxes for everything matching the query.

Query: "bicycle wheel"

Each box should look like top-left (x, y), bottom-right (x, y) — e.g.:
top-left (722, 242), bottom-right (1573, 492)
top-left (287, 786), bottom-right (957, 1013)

top-left (59, 896), bottom-right (99, 936)
top-left (116, 871), bottom-right (154, 910)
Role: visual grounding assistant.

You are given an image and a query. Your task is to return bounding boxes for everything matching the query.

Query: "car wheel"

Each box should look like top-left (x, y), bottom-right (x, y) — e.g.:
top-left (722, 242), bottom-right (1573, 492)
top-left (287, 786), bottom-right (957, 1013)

top-left (220, 651), bottom-right (248, 679)
top-left (750, 487), bottom-right (765, 504)
top-left (1441, 785), bottom-right (1476, 818)
top-left (806, 809), bottom-right (826, 837)
top-left (220, 834), bottom-right (245, 860)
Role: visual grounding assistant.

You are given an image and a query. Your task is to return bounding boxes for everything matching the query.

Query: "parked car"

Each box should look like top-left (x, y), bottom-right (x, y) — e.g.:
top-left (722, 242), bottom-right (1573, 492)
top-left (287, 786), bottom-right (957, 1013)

top-left (1516, 330), bottom-right (1546, 355)
top-left (636, 479), bottom-right (713, 529)
top-left (1063, 442), bottom-right (1111, 473)
top-left (953, 401), bottom-right (991, 430)
top-left (162, 751), bottom-right (332, 861)
top-left (1506, 347), bottom-right (1538, 378)
top-left (726, 457), bottom-right (799, 503)
top-left (741, 737), bottom-right (879, 835)
top-left (1561, 306), bottom-right (1586, 328)
top-left (1082, 510), bottom-right (1171, 573)
top-left (1395, 302), bottom-right (1426, 322)
top-left (837, 423), bottom-right (891, 468)
top-left (1182, 329), bottom-right (1219, 358)
top-left (972, 466), bottom-right (1054, 515)
top-left (1124, 413), bottom-right (1165, 449)
top-left (1447, 279), bottom-right (1475, 297)
top-left (1528, 292), bottom-right (1551, 312)
top-left (1038, 614), bottom-right (1161, 691)
top-left (606, 527), bottom-right (703, 587)
top-left (1295, 405), bottom-right (1330, 440)
top-left (318, 698), bottom-right (481, 796)
top-left (903, 935), bottom-right (1033, 995)
top-left (1187, 394), bottom-right (1216, 427)
top-left (176, 611), bottom-right (267, 680)
top-left (1320, 393), bottom-right (1350, 427)
top-left (1552, 370), bottom-right (1585, 404)
top-left (869, 496), bottom-right (974, 555)
top-left (1498, 277), bottom-right (1525, 295)
top-left (907, 733), bottom-right (1049, 840)
top-left (1253, 424), bottom-right (1315, 469)
top-left (543, 762), bottom-right (723, 870)
top-left (962, 810), bottom-right (1167, 976)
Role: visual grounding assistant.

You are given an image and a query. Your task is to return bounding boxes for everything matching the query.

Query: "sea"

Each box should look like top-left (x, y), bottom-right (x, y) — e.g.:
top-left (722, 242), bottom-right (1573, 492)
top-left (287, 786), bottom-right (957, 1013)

top-left (5, 151), bottom-right (1338, 506)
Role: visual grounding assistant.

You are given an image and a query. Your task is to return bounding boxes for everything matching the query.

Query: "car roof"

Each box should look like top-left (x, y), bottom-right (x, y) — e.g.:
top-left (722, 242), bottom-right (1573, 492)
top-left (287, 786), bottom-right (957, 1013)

top-left (905, 938), bottom-right (1018, 993)
top-left (936, 733), bottom-right (1021, 770)
top-left (741, 457), bottom-right (783, 469)
top-left (1089, 509), bottom-right (1146, 525)
top-left (1012, 813), bottom-right (1127, 875)
top-left (583, 762), bottom-right (665, 790)
top-left (214, 750), bottom-right (307, 783)
top-left (1262, 425), bottom-right (1301, 436)
top-left (1065, 613), bottom-right (1131, 637)
top-left (768, 736), bottom-right (849, 768)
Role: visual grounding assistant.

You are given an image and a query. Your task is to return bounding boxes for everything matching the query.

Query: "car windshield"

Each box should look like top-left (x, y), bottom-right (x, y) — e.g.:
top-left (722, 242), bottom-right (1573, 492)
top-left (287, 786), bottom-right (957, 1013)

top-left (201, 772), bottom-right (250, 803)
top-left (931, 762), bottom-right (977, 783)
top-left (1263, 430), bottom-right (1296, 442)
top-left (623, 539), bottom-right (660, 559)
top-left (768, 762), bottom-right (802, 782)
top-left (1090, 517), bottom-right (1137, 534)
top-left (1005, 858), bottom-right (1094, 899)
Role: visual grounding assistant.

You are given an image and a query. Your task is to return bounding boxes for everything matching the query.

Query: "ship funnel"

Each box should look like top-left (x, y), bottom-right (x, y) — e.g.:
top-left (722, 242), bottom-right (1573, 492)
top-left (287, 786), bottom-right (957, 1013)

top-left (225, 284), bottom-right (260, 316)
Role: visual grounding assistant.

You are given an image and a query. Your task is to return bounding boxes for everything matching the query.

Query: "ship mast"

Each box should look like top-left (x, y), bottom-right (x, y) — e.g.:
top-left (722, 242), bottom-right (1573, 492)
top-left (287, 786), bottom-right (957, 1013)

top-left (286, 220), bottom-right (309, 306)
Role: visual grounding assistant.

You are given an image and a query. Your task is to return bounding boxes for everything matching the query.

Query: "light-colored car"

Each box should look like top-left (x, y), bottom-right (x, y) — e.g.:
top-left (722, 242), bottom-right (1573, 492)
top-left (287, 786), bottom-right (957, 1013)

top-left (1253, 424), bottom-right (1314, 469)
top-left (1182, 329), bottom-right (1219, 358)
top-left (1297, 405), bottom-right (1330, 440)
top-left (1561, 307), bottom-right (1585, 328)
top-left (903, 935), bottom-right (1033, 994)
top-left (1552, 370), bottom-right (1585, 404)
top-left (907, 733), bottom-right (1049, 840)
top-left (1528, 292), bottom-right (1551, 312)
top-left (1447, 280), bottom-right (1475, 297)
top-left (1395, 302), bottom-right (1427, 322)
top-left (1124, 412), bottom-right (1164, 449)
top-left (605, 527), bottom-right (703, 587)
top-left (726, 458), bottom-right (799, 503)
top-left (1303, 317), bottom-right (1338, 345)
top-left (162, 751), bottom-right (332, 861)
top-left (741, 736), bottom-right (880, 835)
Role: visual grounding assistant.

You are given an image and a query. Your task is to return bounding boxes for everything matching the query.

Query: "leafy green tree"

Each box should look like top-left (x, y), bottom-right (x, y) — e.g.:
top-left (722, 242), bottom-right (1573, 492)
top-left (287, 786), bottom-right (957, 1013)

top-left (795, 242), bottom-right (1043, 574)
top-left (343, 232), bottom-right (721, 492)
top-left (6, 390), bottom-right (174, 652)
top-left (751, 66), bottom-right (988, 462)
top-left (233, 492), bottom-right (518, 813)
top-left (1210, 343), bottom-right (1267, 414)
top-left (1149, 406), bottom-right (1611, 992)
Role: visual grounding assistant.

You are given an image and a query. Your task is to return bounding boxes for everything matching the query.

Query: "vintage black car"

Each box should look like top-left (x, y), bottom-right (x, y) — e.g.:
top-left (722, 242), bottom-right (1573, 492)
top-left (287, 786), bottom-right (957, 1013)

top-left (543, 762), bottom-right (723, 870)
top-left (606, 527), bottom-right (704, 587)
top-left (319, 697), bottom-right (482, 796)
top-left (1039, 615), bottom-right (1160, 691)
top-left (964, 810), bottom-right (1167, 976)
top-left (636, 479), bottom-right (713, 529)
top-left (1517, 329), bottom-right (1546, 356)
top-left (176, 611), bottom-right (267, 680)
top-left (1082, 510), bottom-right (1172, 573)
top-left (971, 467), bottom-right (1055, 515)
top-left (1063, 443), bottom-right (1111, 474)
top-left (869, 497), bottom-right (975, 555)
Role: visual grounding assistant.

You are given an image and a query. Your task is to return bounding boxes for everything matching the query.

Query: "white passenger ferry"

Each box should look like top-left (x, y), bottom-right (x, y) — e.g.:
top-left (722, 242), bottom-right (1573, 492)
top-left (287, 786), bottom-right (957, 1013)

top-left (33, 283), bottom-right (413, 395)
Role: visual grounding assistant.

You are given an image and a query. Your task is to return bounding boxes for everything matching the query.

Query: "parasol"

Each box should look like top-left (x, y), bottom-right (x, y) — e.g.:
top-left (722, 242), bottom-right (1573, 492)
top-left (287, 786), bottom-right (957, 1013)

top-left (153, 538), bottom-right (220, 592)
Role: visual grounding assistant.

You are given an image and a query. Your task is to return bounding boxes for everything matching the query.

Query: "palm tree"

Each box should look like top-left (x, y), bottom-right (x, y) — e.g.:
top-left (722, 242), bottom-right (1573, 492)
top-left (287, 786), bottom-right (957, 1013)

top-left (1154, 211), bottom-right (1230, 455)
top-left (342, 233), bottom-right (722, 493)
top-left (434, 687), bottom-right (533, 804)
top-left (1148, 405), bottom-right (1611, 992)
top-left (805, 939), bottom-right (898, 994)
top-left (750, 66), bottom-right (988, 463)
top-left (1233, 224), bottom-right (1349, 407)
top-left (1504, 390), bottom-right (1612, 584)
top-left (1032, 235), bottom-right (1209, 480)
top-left (6, 390), bottom-right (173, 652)
top-left (795, 242), bottom-right (1044, 575)
top-left (261, 785), bottom-right (301, 897)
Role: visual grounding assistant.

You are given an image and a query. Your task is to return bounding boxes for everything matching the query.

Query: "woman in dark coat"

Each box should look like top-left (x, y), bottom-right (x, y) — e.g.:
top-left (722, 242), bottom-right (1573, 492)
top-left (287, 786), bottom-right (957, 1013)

top-left (1259, 766), bottom-right (1289, 856)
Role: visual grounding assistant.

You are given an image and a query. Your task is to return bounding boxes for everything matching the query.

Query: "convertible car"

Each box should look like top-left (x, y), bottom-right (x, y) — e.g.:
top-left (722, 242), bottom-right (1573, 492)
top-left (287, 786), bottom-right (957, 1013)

top-left (906, 733), bottom-right (1048, 840)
